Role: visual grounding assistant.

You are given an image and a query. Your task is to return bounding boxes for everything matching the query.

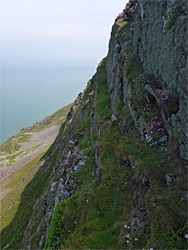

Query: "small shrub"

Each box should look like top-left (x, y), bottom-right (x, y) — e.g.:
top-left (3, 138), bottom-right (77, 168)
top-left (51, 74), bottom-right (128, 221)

top-left (47, 203), bottom-right (65, 248)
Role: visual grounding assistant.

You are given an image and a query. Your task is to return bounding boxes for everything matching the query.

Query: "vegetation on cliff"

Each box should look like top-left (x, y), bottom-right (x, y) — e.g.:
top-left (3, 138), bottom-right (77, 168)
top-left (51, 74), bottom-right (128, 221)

top-left (0, 104), bottom-right (72, 249)
top-left (45, 60), bottom-right (187, 249)
top-left (1, 0), bottom-right (187, 249)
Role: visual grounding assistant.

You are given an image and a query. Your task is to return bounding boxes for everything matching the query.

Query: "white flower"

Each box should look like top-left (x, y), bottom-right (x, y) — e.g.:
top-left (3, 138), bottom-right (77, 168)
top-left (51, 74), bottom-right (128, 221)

top-left (126, 240), bottom-right (130, 243)
top-left (185, 234), bottom-right (188, 239)
top-left (86, 200), bottom-right (88, 202)
top-left (135, 238), bottom-right (138, 241)
top-left (126, 234), bottom-right (130, 238)
top-left (124, 224), bottom-right (127, 228)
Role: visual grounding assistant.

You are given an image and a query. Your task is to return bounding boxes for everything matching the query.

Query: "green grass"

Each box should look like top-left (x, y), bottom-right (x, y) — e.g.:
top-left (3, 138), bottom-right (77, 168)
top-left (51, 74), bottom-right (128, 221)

top-left (1, 139), bottom-right (21, 154)
top-left (82, 79), bottom-right (94, 104)
top-left (115, 20), bottom-right (131, 43)
top-left (0, 153), bottom-right (44, 230)
top-left (0, 150), bottom-right (25, 167)
top-left (47, 202), bottom-right (65, 248)
top-left (74, 119), bottom-right (90, 134)
top-left (0, 144), bottom-right (44, 167)
top-left (46, 98), bottom-right (187, 249)
top-left (71, 147), bottom-right (97, 189)
top-left (15, 133), bottom-right (32, 144)
top-left (47, 103), bottom-right (72, 124)
top-left (0, 146), bottom-right (58, 249)
top-left (126, 58), bottom-right (142, 82)
top-left (33, 103), bottom-right (72, 132)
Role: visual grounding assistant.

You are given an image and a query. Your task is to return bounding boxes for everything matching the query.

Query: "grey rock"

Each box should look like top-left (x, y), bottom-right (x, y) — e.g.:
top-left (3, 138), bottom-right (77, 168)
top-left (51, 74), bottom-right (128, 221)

top-left (74, 165), bottom-right (80, 172)
top-left (159, 136), bottom-right (169, 146)
top-left (50, 182), bottom-right (57, 193)
top-left (165, 174), bottom-right (175, 187)
top-left (69, 140), bottom-right (75, 145)
top-left (185, 131), bottom-right (188, 139)
top-left (62, 190), bottom-right (69, 200)
top-left (131, 217), bottom-right (142, 232)
top-left (141, 175), bottom-right (150, 187)
top-left (78, 160), bottom-right (85, 166)
top-left (111, 114), bottom-right (117, 122)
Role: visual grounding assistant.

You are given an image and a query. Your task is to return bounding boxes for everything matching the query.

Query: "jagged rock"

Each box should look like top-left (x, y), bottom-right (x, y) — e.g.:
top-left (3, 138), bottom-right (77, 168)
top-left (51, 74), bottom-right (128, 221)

top-left (131, 217), bottom-right (143, 232)
top-left (69, 139), bottom-right (75, 145)
top-left (141, 175), bottom-right (150, 187)
top-left (78, 159), bottom-right (85, 166)
top-left (50, 182), bottom-right (57, 193)
top-left (39, 235), bottom-right (45, 248)
top-left (111, 114), bottom-right (117, 122)
top-left (165, 173), bottom-right (176, 187)
top-left (158, 135), bottom-right (169, 146)
top-left (131, 209), bottom-right (150, 233)
top-left (74, 165), bottom-right (79, 172)
top-left (62, 190), bottom-right (69, 200)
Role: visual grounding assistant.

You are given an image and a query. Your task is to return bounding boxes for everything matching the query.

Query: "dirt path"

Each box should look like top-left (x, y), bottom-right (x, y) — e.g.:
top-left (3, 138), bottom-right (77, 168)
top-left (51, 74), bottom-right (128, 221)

top-left (1, 178), bottom-right (12, 189)
top-left (0, 189), bottom-right (12, 200)
top-left (0, 125), bottom-right (59, 184)
top-left (0, 124), bottom-right (60, 202)
top-left (0, 147), bottom-right (46, 183)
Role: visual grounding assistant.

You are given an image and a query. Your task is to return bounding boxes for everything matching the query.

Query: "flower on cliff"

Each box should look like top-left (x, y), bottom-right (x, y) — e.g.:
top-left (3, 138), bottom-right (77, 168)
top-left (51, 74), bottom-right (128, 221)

top-left (167, 155), bottom-right (171, 161)
top-left (88, 188), bottom-right (93, 194)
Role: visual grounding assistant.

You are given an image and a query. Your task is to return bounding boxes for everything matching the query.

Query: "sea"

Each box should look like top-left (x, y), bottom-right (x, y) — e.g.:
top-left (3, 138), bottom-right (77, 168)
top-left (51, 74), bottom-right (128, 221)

top-left (1, 66), bottom-right (95, 144)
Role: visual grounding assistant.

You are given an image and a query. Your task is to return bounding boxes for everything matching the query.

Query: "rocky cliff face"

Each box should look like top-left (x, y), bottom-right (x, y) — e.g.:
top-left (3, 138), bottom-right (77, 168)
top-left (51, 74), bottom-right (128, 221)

top-left (2, 1), bottom-right (187, 249)
top-left (106, 0), bottom-right (188, 161)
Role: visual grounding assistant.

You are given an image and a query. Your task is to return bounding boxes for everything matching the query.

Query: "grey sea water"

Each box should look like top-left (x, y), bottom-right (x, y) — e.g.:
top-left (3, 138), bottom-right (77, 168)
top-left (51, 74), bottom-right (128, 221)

top-left (1, 66), bottom-right (94, 144)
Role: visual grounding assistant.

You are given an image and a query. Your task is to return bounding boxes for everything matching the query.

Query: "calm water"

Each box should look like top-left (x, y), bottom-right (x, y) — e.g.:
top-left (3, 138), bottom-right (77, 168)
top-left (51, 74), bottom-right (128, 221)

top-left (1, 66), bottom-right (95, 144)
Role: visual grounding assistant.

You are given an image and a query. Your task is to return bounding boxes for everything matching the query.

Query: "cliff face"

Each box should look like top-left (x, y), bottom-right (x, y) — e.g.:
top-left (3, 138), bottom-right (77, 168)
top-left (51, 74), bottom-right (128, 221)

top-left (106, 0), bottom-right (187, 160)
top-left (1, 0), bottom-right (187, 249)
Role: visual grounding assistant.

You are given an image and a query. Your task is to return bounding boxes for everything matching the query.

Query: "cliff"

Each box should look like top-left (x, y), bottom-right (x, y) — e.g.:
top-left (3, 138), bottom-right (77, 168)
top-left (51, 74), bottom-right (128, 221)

top-left (1, 0), bottom-right (187, 249)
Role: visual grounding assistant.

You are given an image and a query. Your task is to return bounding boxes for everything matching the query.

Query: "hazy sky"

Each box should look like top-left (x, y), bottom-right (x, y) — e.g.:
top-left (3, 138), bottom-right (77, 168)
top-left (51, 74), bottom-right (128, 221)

top-left (1, 0), bottom-right (128, 71)
top-left (1, 0), bottom-right (129, 143)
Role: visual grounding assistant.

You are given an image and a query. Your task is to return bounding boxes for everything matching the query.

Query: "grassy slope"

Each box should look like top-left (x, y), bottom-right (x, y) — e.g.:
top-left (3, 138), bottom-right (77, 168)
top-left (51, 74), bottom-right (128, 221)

top-left (46, 52), bottom-right (187, 249)
top-left (0, 103), bottom-right (72, 167)
top-left (1, 146), bottom-right (60, 249)
top-left (0, 152), bottom-right (46, 231)
top-left (0, 104), bottom-right (72, 249)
